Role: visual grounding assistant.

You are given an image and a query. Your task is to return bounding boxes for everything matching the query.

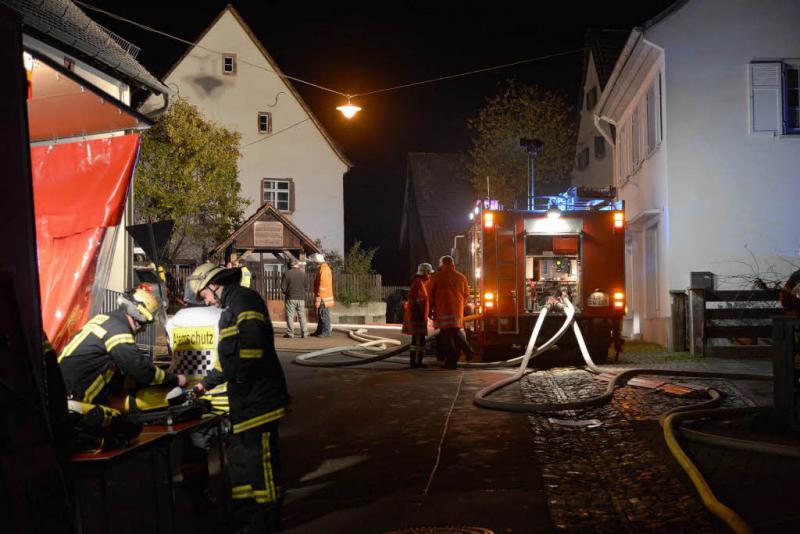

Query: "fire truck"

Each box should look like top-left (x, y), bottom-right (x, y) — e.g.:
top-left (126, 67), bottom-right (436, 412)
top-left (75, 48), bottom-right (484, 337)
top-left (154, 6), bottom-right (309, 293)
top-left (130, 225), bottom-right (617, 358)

top-left (454, 187), bottom-right (625, 364)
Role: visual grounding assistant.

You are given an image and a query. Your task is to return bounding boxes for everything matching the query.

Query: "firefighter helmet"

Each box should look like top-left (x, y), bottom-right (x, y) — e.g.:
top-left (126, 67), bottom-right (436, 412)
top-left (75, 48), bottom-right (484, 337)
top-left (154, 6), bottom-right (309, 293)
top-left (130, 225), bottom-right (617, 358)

top-left (187, 262), bottom-right (225, 299)
top-left (416, 263), bottom-right (433, 275)
top-left (118, 287), bottom-right (161, 324)
top-left (310, 253), bottom-right (325, 264)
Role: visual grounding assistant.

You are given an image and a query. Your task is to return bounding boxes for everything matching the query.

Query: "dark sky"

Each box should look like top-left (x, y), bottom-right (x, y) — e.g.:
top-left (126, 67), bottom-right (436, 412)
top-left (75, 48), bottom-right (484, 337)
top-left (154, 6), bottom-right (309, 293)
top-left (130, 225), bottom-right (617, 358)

top-left (83, 0), bottom-right (675, 283)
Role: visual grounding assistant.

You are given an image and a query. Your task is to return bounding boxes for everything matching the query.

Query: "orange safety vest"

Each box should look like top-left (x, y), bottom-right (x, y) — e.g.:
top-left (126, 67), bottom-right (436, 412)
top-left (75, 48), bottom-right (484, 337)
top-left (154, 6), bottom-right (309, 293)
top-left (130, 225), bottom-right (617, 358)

top-left (428, 263), bottom-right (469, 329)
top-left (315, 262), bottom-right (335, 308)
top-left (402, 275), bottom-right (430, 335)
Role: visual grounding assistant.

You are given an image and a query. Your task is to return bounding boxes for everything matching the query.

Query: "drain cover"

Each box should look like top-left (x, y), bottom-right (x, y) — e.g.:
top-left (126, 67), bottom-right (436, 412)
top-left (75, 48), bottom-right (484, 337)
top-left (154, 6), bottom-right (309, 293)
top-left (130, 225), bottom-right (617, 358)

top-left (385, 528), bottom-right (494, 534)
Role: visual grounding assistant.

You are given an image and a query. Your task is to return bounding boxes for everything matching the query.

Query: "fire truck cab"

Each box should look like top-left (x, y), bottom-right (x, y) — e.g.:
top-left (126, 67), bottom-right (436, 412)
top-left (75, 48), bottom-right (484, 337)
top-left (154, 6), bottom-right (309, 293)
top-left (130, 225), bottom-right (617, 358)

top-left (454, 187), bottom-right (625, 364)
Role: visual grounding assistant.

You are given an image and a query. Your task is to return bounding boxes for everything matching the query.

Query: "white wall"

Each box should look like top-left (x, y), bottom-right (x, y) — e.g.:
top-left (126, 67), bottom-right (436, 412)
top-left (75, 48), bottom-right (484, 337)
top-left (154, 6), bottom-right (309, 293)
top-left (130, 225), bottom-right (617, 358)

top-left (646, 0), bottom-right (800, 292)
top-left (143, 9), bottom-right (348, 254)
top-left (572, 54), bottom-right (615, 188)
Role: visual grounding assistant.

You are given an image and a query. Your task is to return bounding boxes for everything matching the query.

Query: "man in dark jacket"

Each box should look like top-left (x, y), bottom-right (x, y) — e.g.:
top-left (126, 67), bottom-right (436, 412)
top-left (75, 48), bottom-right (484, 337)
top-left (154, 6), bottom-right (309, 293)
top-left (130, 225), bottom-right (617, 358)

top-left (281, 260), bottom-right (308, 338)
top-left (189, 262), bottom-right (290, 533)
top-left (59, 288), bottom-right (185, 408)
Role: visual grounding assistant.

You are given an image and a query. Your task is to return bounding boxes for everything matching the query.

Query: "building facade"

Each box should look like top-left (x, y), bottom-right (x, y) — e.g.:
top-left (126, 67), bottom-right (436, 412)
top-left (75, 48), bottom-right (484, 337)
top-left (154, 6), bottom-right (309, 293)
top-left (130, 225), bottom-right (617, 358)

top-left (142, 5), bottom-right (351, 259)
top-left (594, 0), bottom-right (800, 346)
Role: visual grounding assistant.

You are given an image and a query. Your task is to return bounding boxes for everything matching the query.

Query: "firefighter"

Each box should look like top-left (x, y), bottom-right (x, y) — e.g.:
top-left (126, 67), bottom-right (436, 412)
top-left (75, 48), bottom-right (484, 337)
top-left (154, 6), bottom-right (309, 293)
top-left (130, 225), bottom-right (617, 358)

top-left (188, 262), bottom-right (290, 533)
top-left (428, 255), bottom-right (471, 369)
top-left (309, 253), bottom-right (335, 337)
top-left (403, 263), bottom-right (433, 367)
top-left (228, 256), bottom-right (252, 288)
top-left (59, 288), bottom-right (185, 409)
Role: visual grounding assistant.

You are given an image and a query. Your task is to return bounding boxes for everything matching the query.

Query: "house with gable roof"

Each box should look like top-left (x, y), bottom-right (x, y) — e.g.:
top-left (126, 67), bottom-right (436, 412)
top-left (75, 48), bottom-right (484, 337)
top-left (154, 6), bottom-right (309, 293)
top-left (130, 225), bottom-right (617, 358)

top-left (142, 4), bottom-right (351, 266)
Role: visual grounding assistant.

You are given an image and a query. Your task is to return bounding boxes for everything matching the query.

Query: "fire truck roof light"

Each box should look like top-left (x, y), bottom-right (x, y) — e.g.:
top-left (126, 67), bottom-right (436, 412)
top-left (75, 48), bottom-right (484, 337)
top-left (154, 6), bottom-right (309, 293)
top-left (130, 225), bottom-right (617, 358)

top-left (483, 212), bottom-right (494, 229)
top-left (484, 292), bottom-right (494, 300)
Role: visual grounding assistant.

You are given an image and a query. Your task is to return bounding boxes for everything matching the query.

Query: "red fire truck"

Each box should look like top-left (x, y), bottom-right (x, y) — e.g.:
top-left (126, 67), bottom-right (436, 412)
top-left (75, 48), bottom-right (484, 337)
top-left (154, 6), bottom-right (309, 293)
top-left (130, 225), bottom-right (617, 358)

top-left (454, 187), bottom-right (625, 364)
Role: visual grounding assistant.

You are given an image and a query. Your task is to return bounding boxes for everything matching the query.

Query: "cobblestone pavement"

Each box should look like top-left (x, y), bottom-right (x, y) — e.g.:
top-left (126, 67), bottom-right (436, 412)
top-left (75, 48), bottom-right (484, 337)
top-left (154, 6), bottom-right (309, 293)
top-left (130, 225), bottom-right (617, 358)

top-left (519, 354), bottom-right (772, 533)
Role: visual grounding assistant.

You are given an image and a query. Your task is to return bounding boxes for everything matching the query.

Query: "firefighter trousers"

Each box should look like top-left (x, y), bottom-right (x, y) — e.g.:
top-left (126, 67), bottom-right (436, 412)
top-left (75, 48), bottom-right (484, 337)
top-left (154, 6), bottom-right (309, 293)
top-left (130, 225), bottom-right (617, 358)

top-left (227, 420), bottom-right (282, 533)
top-left (409, 334), bottom-right (425, 367)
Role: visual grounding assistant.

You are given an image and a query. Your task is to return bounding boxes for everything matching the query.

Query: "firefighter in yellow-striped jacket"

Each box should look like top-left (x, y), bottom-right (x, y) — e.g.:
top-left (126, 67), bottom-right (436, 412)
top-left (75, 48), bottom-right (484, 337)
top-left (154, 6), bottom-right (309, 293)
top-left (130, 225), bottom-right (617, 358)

top-left (59, 288), bottom-right (186, 414)
top-left (189, 262), bottom-right (290, 533)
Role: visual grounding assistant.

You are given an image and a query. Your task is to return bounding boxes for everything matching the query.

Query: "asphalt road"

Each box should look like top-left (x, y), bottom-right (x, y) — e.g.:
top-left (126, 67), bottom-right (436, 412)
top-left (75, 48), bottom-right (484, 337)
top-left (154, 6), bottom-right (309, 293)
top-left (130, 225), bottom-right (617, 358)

top-left (277, 347), bottom-right (553, 534)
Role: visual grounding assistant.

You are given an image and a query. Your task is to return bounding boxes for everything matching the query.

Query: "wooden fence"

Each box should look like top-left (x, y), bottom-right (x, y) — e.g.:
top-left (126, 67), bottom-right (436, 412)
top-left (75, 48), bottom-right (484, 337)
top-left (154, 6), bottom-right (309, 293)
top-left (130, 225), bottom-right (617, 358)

top-left (167, 265), bottom-right (390, 305)
top-left (670, 288), bottom-right (782, 357)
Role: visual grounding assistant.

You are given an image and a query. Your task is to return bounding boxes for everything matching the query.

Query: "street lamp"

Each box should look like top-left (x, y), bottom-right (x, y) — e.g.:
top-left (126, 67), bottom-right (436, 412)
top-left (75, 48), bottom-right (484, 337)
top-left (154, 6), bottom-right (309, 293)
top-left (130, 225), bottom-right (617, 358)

top-left (337, 96), bottom-right (362, 119)
top-left (519, 138), bottom-right (544, 210)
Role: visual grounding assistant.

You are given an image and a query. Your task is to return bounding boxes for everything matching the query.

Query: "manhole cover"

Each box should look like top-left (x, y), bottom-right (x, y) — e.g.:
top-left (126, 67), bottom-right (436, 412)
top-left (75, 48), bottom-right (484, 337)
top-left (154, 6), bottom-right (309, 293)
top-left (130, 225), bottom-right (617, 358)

top-left (385, 528), bottom-right (493, 534)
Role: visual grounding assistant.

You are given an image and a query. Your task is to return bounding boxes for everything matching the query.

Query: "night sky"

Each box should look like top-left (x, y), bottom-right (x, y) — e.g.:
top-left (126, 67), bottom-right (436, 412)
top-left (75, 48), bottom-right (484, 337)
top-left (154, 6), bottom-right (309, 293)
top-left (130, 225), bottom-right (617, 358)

top-left (83, 0), bottom-right (675, 283)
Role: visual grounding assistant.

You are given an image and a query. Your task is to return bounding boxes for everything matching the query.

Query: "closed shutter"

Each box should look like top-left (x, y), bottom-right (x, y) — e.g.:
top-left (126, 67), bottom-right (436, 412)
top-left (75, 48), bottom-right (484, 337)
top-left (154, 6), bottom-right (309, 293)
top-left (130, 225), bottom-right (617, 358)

top-left (288, 178), bottom-right (295, 213)
top-left (750, 62), bottom-right (782, 135)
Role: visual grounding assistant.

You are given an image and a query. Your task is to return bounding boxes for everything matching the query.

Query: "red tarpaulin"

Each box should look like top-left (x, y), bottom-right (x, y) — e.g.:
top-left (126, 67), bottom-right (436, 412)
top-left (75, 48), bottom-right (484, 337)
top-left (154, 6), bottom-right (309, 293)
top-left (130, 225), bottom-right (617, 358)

top-left (31, 134), bottom-right (140, 349)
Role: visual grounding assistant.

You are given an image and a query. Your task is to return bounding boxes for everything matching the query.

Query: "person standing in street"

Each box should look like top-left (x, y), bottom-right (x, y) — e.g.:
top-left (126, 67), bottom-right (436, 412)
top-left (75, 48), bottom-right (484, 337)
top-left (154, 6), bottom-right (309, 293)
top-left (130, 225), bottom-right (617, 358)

top-left (428, 255), bottom-right (472, 369)
top-left (281, 260), bottom-right (308, 338)
top-left (188, 262), bottom-right (290, 533)
top-left (403, 263), bottom-right (433, 367)
top-left (310, 253), bottom-right (334, 337)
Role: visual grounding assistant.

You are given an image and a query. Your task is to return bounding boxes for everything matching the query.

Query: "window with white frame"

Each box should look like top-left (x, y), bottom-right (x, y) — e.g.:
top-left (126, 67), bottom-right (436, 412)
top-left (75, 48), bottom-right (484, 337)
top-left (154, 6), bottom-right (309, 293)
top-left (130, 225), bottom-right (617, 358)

top-left (262, 178), bottom-right (293, 212)
top-left (222, 53), bottom-right (237, 75)
top-left (258, 112), bottom-right (272, 134)
top-left (616, 73), bottom-right (662, 185)
top-left (750, 61), bottom-right (800, 135)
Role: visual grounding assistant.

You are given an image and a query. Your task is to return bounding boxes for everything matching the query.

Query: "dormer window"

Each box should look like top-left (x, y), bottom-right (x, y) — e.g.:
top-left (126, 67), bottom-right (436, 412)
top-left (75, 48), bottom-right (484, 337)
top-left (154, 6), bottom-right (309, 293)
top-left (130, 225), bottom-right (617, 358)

top-left (222, 53), bottom-right (237, 75)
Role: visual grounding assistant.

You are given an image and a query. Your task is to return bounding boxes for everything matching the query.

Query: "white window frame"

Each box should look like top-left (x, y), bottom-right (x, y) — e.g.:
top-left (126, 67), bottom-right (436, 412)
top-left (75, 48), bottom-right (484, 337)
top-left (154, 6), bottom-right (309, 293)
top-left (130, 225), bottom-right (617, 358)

top-left (749, 59), bottom-right (800, 136)
top-left (262, 178), bottom-right (292, 212)
top-left (222, 53), bottom-right (237, 75)
top-left (257, 112), bottom-right (272, 134)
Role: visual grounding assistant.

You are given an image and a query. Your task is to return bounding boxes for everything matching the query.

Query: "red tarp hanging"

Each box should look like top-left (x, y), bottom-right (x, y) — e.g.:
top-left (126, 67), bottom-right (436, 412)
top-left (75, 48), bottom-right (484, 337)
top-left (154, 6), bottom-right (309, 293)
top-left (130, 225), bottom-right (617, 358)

top-left (31, 134), bottom-right (140, 350)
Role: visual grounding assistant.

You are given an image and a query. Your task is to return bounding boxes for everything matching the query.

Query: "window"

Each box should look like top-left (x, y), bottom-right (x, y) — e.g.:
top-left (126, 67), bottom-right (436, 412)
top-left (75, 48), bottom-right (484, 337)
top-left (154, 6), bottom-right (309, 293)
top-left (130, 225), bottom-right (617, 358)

top-left (617, 125), bottom-right (627, 185)
top-left (630, 107), bottom-right (640, 168)
top-left (262, 178), bottom-right (293, 212)
top-left (749, 60), bottom-right (800, 135)
top-left (646, 73), bottom-right (663, 153)
top-left (586, 86), bottom-right (598, 111)
top-left (222, 53), bottom-right (237, 75)
top-left (576, 146), bottom-right (590, 170)
top-left (594, 136), bottom-right (606, 159)
top-left (258, 112), bottom-right (272, 134)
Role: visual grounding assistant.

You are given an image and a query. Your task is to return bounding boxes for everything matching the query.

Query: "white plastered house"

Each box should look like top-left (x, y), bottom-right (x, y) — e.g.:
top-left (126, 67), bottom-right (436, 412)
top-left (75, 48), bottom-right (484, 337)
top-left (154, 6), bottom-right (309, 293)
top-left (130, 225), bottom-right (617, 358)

top-left (585, 0), bottom-right (800, 346)
top-left (141, 5), bottom-right (351, 267)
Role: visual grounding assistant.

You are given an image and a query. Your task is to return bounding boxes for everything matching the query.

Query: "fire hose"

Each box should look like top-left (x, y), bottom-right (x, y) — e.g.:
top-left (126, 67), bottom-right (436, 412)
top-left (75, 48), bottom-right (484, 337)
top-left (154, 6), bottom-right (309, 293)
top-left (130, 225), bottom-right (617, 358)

top-left (472, 296), bottom-right (799, 534)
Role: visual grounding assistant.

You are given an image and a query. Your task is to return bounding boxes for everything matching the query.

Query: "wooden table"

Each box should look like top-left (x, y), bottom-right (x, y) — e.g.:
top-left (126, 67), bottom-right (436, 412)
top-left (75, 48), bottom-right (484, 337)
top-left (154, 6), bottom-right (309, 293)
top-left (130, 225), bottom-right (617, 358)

top-left (70, 414), bottom-right (225, 534)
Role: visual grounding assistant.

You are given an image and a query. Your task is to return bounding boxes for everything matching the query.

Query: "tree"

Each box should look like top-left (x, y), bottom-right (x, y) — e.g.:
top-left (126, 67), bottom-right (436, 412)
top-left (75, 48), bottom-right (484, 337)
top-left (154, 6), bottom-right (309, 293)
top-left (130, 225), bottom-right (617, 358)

top-left (135, 98), bottom-right (248, 262)
top-left (467, 80), bottom-right (575, 206)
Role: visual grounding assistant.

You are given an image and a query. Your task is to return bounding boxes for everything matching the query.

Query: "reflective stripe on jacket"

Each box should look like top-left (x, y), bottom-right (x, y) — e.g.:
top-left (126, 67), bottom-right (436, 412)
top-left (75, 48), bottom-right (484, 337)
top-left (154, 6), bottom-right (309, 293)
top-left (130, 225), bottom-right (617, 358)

top-left (314, 262), bottom-right (335, 307)
top-left (240, 267), bottom-right (252, 288)
top-left (402, 275), bottom-right (430, 335)
top-left (58, 310), bottom-right (178, 405)
top-left (200, 284), bottom-right (290, 433)
top-left (428, 263), bottom-right (469, 329)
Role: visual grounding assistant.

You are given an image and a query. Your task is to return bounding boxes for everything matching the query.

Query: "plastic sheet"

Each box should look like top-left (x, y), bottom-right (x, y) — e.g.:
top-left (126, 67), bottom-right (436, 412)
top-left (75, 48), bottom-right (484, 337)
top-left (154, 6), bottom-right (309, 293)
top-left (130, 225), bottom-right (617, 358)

top-left (31, 134), bottom-right (140, 349)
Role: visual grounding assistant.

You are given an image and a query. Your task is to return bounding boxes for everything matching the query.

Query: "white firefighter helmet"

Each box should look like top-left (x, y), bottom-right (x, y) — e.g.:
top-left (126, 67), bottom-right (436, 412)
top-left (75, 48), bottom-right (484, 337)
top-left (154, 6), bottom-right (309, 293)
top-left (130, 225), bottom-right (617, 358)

top-left (310, 253), bottom-right (325, 264)
top-left (118, 287), bottom-right (162, 324)
top-left (416, 263), bottom-right (434, 275)
top-left (187, 262), bottom-right (225, 299)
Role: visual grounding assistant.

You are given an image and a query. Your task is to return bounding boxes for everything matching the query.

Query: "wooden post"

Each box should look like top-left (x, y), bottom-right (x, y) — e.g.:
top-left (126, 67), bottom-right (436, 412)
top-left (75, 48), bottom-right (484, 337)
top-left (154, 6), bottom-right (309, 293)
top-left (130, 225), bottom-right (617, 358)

top-left (688, 288), bottom-right (706, 356)
top-left (669, 290), bottom-right (687, 352)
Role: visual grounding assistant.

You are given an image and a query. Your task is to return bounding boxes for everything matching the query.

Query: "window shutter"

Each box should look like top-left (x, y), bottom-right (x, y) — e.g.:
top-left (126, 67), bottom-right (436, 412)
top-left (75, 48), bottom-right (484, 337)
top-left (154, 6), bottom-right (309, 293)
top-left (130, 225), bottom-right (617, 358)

top-left (750, 62), bottom-right (782, 134)
top-left (289, 178), bottom-right (295, 213)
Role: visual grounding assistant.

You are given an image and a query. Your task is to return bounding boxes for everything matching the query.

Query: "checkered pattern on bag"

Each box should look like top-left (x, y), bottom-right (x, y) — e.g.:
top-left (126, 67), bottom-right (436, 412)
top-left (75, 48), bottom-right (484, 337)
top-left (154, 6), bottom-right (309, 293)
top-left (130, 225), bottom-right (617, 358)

top-left (175, 349), bottom-right (215, 376)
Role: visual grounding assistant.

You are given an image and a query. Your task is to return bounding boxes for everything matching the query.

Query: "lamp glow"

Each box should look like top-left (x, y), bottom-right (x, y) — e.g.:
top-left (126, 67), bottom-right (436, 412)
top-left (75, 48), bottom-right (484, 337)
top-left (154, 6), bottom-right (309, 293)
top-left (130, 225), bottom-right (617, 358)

top-left (546, 204), bottom-right (561, 218)
top-left (337, 96), bottom-right (361, 119)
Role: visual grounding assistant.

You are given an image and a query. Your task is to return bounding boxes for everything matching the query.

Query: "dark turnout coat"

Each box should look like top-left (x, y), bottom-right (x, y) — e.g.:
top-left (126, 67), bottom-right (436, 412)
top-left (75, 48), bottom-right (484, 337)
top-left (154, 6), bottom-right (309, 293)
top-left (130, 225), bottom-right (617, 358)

top-left (201, 284), bottom-right (290, 433)
top-left (59, 310), bottom-right (178, 405)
